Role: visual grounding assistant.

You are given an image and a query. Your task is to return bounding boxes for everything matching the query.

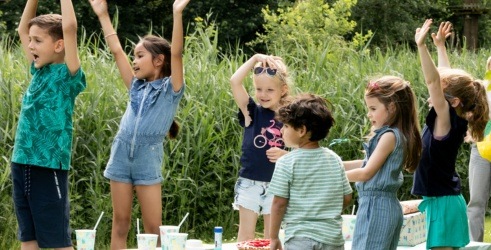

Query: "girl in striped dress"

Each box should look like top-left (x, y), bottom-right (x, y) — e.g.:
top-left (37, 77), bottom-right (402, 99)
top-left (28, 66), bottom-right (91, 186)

top-left (343, 76), bottom-right (422, 250)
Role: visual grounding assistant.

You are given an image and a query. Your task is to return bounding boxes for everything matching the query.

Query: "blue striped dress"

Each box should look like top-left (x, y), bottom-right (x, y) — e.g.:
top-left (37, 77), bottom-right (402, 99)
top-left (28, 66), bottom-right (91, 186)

top-left (352, 126), bottom-right (404, 250)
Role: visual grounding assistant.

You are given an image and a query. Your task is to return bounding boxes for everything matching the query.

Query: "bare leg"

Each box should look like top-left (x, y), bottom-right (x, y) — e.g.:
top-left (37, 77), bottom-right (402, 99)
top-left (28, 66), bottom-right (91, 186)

top-left (262, 214), bottom-right (271, 239)
top-left (21, 240), bottom-right (39, 250)
top-left (237, 206), bottom-right (258, 242)
top-left (109, 181), bottom-right (134, 250)
top-left (135, 184), bottom-right (162, 246)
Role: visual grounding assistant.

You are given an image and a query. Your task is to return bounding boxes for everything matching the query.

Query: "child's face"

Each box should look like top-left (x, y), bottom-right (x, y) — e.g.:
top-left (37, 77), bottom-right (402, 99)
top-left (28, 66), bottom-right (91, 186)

top-left (28, 25), bottom-right (63, 68)
top-left (253, 74), bottom-right (285, 111)
top-left (132, 42), bottom-right (161, 81)
top-left (364, 96), bottom-right (389, 130)
top-left (280, 123), bottom-right (303, 148)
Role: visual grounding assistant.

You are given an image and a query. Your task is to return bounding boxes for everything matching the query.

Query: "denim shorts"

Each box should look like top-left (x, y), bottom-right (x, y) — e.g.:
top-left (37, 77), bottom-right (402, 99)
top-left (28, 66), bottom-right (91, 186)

top-left (11, 162), bottom-right (72, 248)
top-left (233, 177), bottom-right (273, 215)
top-left (104, 137), bottom-right (163, 185)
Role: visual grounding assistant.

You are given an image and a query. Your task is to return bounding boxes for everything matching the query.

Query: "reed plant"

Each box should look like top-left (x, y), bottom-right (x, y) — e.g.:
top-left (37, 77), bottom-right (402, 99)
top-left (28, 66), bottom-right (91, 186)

top-left (0, 21), bottom-right (489, 248)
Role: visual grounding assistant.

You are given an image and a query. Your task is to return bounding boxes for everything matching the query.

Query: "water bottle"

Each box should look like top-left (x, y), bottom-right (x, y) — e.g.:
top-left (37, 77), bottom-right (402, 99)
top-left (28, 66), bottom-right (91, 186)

top-left (214, 226), bottom-right (223, 250)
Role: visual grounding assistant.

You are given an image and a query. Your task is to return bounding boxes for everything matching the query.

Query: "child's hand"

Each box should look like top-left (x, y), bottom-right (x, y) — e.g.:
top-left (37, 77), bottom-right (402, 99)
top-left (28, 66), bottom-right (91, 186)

top-left (173, 0), bottom-right (190, 14)
top-left (88, 0), bottom-right (108, 17)
top-left (415, 19), bottom-right (432, 47)
top-left (266, 147), bottom-right (287, 163)
top-left (254, 54), bottom-right (283, 70)
top-left (431, 21), bottom-right (452, 48)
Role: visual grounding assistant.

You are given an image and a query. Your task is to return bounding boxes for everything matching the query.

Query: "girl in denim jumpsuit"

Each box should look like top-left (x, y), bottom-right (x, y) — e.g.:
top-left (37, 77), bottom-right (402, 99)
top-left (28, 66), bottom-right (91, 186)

top-left (89, 0), bottom-right (190, 249)
top-left (344, 76), bottom-right (422, 250)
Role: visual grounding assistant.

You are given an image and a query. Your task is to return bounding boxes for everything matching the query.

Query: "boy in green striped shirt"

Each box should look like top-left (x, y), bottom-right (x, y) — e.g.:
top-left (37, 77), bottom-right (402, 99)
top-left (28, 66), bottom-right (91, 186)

top-left (269, 94), bottom-right (352, 250)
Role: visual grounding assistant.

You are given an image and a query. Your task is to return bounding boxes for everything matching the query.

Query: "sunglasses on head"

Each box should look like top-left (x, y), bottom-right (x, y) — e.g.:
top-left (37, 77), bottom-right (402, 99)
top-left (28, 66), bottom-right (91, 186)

top-left (253, 66), bottom-right (278, 77)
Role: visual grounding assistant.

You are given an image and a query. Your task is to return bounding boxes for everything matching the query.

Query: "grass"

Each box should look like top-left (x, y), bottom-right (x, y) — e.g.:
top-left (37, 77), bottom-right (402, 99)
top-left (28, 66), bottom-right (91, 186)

top-left (485, 217), bottom-right (491, 242)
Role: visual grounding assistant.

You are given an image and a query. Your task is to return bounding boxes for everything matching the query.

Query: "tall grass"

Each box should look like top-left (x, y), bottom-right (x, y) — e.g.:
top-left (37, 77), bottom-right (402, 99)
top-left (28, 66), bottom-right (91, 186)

top-left (1, 21), bottom-right (489, 248)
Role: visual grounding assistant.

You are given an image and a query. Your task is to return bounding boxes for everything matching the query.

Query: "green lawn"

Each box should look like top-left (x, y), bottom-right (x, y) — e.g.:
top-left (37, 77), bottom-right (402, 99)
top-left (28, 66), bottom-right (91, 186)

top-left (485, 216), bottom-right (491, 242)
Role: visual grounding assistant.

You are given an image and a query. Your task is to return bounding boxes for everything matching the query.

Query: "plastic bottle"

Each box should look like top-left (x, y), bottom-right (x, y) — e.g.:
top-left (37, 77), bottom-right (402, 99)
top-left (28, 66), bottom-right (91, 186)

top-left (214, 226), bottom-right (223, 250)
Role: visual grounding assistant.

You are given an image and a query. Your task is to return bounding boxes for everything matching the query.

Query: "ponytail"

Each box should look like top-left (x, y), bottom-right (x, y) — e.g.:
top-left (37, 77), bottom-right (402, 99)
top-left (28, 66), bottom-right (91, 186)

top-left (467, 80), bottom-right (489, 141)
top-left (168, 120), bottom-right (180, 140)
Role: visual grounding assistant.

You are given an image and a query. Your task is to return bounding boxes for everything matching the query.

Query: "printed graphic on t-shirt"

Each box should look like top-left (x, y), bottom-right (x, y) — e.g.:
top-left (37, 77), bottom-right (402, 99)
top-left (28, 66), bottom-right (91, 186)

top-left (254, 119), bottom-right (284, 148)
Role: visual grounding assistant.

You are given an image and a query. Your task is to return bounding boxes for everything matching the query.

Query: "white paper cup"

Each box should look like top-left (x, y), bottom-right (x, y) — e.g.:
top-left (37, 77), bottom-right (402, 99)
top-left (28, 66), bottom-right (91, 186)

top-left (137, 233), bottom-right (158, 250)
top-left (167, 232), bottom-right (188, 250)
top-left (159, 225), bottom-right (180, 250)
top-left (75, 229), bottom-right (96, 250)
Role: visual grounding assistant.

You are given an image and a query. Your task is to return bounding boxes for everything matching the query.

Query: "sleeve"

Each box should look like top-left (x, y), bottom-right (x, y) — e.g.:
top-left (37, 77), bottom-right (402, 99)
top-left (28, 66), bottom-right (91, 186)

top-left (268, 156), bottom-right (292, 198)
top-left (238, 97), bottom-right (256, 127)
top-left (61, 64), bottom-right (86, 95)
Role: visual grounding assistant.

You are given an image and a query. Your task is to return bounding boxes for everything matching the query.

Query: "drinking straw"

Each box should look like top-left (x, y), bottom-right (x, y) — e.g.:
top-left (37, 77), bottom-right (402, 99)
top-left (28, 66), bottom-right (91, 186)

top-left (93, 211), bottom-right (105, 230)
top-left (177, 212), bottom-right (190, 228)
top-left (137, 218), bottom-right (140, 235)
top-left (351, 205), bottom-right (356, 215)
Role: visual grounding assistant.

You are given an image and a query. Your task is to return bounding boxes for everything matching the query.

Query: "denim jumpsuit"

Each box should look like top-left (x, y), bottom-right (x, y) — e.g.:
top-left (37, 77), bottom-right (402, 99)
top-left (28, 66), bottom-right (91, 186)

top-left (104, 77), bottom-right (185, 185)
top-left (352, 126), bottom-right (404, 250)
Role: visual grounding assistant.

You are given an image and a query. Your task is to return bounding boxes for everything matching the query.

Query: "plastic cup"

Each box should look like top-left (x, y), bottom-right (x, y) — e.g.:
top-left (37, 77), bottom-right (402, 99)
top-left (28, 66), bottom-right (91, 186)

top-left (136, 233), bottom-right (158, 250)
top-left (159, 225), bottom-right (179, 250)
top-left (75, 229), bottom-right (96, 250)
top-left (166, 232), bottom-right (188, 250)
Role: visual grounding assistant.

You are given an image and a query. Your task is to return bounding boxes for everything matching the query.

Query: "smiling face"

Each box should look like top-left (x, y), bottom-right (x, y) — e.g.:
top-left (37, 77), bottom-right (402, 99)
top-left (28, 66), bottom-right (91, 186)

top-left (253, 74), bottom-right (286, 111)
top-left (364, 96), bottom-right (390, 130)
top-left (132, 42), bottom-right (163, 81)
top-left (28, 25), bottom-right (64, 68)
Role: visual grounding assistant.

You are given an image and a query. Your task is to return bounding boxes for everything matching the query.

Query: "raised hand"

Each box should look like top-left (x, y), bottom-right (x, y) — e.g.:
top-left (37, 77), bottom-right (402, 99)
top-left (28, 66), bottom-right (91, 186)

top-left (432, 21), bottom-right (452, 47)
top-left (88, 0), bottom-right (108, 17)
top-left (173, 0), bottom-right (190, 14)
top-left (415, 19), bottom-right (432, 47)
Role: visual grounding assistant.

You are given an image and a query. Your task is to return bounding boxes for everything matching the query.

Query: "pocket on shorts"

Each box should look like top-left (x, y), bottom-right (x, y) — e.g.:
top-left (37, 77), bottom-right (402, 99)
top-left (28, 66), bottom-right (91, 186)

top-left (235, 177), bottom-right (254, 193)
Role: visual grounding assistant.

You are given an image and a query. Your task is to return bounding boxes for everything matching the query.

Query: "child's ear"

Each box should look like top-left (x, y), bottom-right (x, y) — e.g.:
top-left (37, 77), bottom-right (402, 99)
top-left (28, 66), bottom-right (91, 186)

top-left (54, 39), bottom-right (64, 53)
top-left (153, 54), bottom-right (165, 67)
top-left (298, 125), bottom-right (308, 137)
top-left (450, 97), bottom-right (462, 108)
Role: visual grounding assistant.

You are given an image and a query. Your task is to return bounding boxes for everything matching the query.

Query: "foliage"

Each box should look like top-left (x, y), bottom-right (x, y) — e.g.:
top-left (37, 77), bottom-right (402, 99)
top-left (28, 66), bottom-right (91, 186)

top-left (251, 0), bottom-right (372, 55)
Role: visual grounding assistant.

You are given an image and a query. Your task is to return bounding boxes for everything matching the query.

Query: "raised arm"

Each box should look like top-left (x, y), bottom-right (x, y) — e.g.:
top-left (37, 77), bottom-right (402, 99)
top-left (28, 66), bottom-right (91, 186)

top-left (170, 0), bottom-right (190, 92)
top-left (18, 0), bottom-right (38, 63)
top-left (416, 19), bottom-right (451, 135)
top-left (230, 54), bottom-right (282, 116)
top-left (431, 21), bottom-right (452, 68)
top-left (61, 0), bottom-right (80, 75)
top-left (88, 0), bottom-right (133, 89)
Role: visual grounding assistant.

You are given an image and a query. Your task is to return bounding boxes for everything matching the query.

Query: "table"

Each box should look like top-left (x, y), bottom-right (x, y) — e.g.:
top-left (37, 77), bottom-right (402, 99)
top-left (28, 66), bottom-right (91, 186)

top-left (204, 241), bottom-right (491, 250)
top-left (126, 241), bottom-right (491, 250)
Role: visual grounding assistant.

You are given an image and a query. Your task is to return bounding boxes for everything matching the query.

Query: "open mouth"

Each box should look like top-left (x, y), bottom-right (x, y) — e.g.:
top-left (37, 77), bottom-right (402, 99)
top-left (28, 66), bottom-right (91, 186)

top-left (32, 54), bottom-right (39, 61)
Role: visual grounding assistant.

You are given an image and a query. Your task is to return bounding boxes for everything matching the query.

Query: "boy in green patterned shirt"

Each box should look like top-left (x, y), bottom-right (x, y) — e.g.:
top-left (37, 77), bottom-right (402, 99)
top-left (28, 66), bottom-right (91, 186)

top-left (11, 0), bottom-right (86, 249)
top-left (269, 94), bottom-right (352, 250)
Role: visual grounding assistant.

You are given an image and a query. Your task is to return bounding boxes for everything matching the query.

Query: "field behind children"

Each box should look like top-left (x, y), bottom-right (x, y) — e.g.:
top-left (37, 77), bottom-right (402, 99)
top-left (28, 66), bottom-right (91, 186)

top-left (0, 22), bottom-right (489, 248)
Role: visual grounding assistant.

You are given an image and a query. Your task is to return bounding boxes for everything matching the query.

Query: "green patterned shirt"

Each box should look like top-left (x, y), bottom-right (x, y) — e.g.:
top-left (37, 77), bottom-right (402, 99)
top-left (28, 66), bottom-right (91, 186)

top-left (12, 63), bottom-right (86, 170)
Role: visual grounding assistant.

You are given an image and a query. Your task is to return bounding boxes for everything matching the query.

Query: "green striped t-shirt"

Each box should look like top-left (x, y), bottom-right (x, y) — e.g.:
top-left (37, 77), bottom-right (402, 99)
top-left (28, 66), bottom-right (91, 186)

top-left (268, 147), bottom-right (352, 246)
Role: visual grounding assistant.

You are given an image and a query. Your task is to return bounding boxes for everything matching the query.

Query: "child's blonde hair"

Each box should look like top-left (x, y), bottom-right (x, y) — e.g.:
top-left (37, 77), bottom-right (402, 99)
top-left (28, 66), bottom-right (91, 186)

top-left (365, 75), bottom-right (422, 173)
top-left (439, 68), bottom-right (489, 141)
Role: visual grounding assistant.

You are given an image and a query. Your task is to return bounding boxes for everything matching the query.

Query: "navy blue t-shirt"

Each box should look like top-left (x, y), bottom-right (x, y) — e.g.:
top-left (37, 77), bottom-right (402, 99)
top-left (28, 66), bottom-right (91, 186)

top-left (411, 105), bottom-right (468, 196)
top-left (238, 97), bottom-right (285, 182)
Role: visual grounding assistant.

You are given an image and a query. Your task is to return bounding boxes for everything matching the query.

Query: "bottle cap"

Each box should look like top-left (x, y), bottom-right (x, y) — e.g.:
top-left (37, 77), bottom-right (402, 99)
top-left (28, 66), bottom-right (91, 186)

top-left (214, 226), bottom-right (223, 233)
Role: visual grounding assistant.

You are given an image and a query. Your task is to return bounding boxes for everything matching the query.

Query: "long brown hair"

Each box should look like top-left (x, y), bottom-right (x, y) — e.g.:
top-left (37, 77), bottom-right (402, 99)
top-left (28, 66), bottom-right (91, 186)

top-left (440, 68), bottom-right (489, 141)
top-left (365, 76), bottom-right (422, 173)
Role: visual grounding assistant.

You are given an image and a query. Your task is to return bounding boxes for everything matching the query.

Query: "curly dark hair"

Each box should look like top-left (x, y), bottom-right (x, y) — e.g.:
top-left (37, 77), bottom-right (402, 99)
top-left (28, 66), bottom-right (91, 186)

top-left (277, 93), bottom-right (335, 142)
